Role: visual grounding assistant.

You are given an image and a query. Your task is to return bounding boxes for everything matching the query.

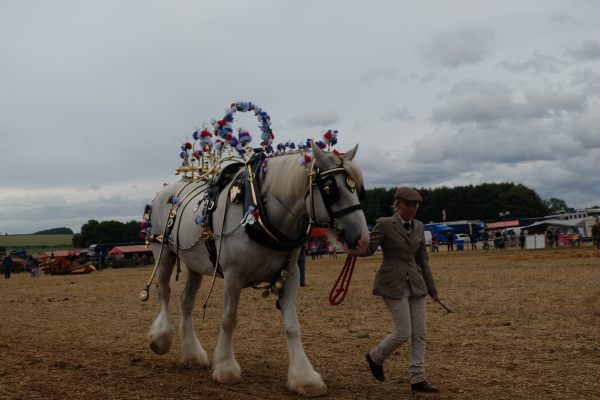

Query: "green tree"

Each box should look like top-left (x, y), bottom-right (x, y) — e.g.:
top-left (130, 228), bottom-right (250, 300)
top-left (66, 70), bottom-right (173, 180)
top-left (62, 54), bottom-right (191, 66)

top-left (77, 219), bottom-right (143, 247)
top-left (543, 197), bottom-right (568, 214)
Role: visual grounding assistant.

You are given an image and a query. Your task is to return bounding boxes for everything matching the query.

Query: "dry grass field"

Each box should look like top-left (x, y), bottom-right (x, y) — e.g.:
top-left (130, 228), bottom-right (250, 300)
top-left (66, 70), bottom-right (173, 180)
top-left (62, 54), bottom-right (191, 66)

top-left (0, 246), bottom-right (598, 399)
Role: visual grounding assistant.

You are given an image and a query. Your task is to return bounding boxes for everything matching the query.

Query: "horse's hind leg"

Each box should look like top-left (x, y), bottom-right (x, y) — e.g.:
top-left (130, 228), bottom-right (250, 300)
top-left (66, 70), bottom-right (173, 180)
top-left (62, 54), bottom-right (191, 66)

top-left (212, 277), bottom-right (242, 383)
top-left (148, 251), bottom-right (176, 355)
top-left (280, 258), bottom-right (327, 397)
top-left (179, 268), bottom-right (210, 368)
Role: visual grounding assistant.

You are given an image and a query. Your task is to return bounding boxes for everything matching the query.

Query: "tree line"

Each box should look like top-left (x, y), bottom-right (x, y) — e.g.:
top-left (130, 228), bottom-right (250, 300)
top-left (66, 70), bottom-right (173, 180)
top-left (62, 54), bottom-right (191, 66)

top-left (72, 220), bottom-right (143, 248)
top-left (361, 182), bottom-right (568, 227)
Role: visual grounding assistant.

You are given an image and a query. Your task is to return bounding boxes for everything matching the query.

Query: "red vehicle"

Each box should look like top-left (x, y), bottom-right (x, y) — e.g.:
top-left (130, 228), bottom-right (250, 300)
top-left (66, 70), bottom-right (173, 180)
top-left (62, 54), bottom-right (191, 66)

top-left (307, 228), bottom-right (329, 257)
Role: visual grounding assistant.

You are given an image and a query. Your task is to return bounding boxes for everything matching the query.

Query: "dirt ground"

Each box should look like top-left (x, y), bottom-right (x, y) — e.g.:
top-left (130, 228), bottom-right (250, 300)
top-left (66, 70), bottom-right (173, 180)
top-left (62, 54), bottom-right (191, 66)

top-left (0, 246), bottom-right (598, 399)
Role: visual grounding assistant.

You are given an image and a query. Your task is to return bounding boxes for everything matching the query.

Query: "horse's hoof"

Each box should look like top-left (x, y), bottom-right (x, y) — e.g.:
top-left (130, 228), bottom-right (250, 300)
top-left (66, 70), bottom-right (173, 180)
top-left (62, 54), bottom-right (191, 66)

top-left (148, 332), bottom-right (173, 355)
top-left (292, 383), bottom-right (328, 397)
top-left (212, 364), bottom-right (242, 384)
top-left (149, 340), bottom-right (170, 355)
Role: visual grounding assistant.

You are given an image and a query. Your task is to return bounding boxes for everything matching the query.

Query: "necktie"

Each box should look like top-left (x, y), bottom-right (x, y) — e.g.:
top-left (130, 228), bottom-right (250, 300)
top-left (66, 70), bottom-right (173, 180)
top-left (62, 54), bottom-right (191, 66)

top-left (404, 222), bottom-right (411, 235)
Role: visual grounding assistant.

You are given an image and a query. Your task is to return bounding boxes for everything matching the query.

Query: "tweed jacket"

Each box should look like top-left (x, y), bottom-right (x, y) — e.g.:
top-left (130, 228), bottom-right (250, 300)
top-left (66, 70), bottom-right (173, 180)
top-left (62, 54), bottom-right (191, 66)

top-left (365, 213), bottom-right (436, 299)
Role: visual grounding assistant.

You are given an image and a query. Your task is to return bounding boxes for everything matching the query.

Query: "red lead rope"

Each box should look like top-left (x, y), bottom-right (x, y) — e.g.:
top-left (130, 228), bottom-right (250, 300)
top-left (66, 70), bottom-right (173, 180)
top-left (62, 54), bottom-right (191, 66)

top-left (329, 255), bottom-right (357, 305)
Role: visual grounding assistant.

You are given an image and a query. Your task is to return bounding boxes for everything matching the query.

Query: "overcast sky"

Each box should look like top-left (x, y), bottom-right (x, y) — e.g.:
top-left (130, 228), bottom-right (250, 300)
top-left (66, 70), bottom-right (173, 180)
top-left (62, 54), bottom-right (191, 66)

top-left (1, 0), bottom-right (599, 234)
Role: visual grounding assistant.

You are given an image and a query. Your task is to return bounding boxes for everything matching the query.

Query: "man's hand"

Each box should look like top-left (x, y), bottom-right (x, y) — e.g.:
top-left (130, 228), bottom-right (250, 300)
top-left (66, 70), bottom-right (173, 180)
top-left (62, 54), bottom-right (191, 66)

top-left (428, 290), bottom-right (438, 300)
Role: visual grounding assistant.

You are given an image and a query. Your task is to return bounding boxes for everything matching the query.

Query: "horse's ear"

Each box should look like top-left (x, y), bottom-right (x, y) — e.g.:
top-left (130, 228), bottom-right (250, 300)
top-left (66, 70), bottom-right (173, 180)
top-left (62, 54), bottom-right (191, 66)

top-left (311, 141), bottom-right (331, 167)
top-left (341, 144), bottom-right (358, 161)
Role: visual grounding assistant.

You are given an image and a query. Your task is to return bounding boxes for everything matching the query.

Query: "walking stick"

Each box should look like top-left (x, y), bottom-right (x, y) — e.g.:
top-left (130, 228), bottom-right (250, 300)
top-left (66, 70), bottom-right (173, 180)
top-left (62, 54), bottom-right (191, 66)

top-left (434, 297), bottom-right (452, 313)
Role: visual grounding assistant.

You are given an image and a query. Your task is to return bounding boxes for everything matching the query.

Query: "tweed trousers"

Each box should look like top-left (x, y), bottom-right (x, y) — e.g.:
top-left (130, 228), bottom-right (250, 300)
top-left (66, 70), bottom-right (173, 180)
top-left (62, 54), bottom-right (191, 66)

top-left (369, 284), bottom-right (427, 384)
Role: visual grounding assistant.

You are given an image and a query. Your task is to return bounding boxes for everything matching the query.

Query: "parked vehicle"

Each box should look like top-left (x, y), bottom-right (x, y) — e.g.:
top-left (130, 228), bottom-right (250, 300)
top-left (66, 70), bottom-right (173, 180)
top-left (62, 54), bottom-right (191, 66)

top-left (454, 233), bottom-right (471, 243)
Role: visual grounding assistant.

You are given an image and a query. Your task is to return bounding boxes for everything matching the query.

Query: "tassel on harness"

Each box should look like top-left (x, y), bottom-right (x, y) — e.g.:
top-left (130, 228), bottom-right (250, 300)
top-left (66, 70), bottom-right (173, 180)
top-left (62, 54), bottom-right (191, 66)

top-left (329, 255), bottom-right (357, 305)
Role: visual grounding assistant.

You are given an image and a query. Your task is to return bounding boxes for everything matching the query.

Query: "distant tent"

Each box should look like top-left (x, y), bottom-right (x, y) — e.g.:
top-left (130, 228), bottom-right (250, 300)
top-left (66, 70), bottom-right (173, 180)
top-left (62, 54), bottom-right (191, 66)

top-left (522, 219), bottom-right (585, 235)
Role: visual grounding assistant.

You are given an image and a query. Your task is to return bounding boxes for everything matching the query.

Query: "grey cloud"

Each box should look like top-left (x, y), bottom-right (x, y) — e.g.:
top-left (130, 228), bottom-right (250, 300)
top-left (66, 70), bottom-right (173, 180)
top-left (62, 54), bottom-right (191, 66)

top-left (431, 79), bottom-right (587, 126)
top-left (0, 192), bottom-right (147, 234)
top-left (523, 88), bottom-right (586, 115)
top-left (358, 137), bottom-right (600, 208)
top-left (421, 92), bottom-right (597, 165)
top-left (551, 13), bottom-right (577, 24)
top-left (569, 69), bottom-right (600, 98)
top-left (498, 51), bottom-right (566, 73)
top-left (287, 111), bottom-right (340, 128)
top-left (564, 39), bottom-right (600, 61)
top-left (382, 107), bottom-right (415, 122)
top-left (427, 29), bottom-right (494, 68)
top-left (359, 67), bottom-right (398, 84)
top-left (431, 80), bottom-right (514, 125)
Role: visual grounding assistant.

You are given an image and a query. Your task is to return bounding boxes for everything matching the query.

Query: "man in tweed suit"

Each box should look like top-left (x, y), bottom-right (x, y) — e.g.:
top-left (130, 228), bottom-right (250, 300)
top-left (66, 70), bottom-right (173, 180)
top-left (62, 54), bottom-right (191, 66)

top-left (359, 187), bottom-right (439, 393)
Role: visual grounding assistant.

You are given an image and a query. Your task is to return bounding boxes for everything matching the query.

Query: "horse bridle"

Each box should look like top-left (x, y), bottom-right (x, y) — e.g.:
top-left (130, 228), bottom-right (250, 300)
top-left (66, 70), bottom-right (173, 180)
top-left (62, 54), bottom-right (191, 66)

top-left (308, 158), bottom-right (365, 230)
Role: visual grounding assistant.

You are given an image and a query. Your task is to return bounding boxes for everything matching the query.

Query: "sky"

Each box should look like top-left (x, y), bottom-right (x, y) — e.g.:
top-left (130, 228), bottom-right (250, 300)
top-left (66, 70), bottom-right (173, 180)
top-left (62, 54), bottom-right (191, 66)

top-left (1, 0), bottom-right (599, 234)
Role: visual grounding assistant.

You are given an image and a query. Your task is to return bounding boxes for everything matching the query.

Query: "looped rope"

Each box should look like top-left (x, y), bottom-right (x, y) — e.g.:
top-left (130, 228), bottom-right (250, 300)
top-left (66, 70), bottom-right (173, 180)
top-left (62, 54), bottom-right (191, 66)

top-left (329, 255), bottom-right (357, 305)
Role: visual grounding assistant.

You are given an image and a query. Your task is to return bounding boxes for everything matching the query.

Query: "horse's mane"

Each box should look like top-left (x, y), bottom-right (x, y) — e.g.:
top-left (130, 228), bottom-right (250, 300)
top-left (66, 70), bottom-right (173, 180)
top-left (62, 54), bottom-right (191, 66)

top-left (261, 151), bottom-right (309, 199)
top-left (261, 150), bottom-right (364, 199)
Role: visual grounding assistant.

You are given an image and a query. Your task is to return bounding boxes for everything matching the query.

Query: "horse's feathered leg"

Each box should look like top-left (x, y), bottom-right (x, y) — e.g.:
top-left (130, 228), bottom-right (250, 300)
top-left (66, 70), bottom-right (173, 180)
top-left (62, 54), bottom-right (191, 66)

top-left (148, 251), bottom-right (176, 355)
top-left (280, 253), bottom-right (327, 397)
top-left (212, 275), bottom-right (242, 383)
top-left (179, 267), bottom-right (210, 368)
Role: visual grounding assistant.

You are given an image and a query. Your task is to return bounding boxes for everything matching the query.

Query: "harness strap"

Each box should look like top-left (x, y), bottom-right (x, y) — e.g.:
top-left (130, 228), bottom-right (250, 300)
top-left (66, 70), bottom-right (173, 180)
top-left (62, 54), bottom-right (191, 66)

top-left (244, 152), bottom-right (312, 251)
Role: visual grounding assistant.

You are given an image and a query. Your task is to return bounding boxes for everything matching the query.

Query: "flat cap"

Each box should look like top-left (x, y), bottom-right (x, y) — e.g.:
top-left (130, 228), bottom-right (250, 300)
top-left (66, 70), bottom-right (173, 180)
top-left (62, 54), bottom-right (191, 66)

top-left (394, 186), bottom-right (423, 202)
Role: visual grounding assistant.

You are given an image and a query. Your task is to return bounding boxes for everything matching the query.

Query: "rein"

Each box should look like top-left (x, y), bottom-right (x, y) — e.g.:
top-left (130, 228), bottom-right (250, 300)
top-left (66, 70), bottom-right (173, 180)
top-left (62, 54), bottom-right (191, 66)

top-left (328, 255), bottom-right (357, 305)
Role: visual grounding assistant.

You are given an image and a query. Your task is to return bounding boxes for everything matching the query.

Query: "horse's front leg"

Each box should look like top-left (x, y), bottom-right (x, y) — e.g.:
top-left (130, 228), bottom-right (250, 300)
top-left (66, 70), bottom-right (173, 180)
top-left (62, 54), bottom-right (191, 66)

top-left (212, 277), bottom-right (242, 383)
top-left (148, 251), bottom-right (176, 355)
top-left (180, 267), bottom-right (210, 368)
top-left (280, 260), bottom-right (327, 397)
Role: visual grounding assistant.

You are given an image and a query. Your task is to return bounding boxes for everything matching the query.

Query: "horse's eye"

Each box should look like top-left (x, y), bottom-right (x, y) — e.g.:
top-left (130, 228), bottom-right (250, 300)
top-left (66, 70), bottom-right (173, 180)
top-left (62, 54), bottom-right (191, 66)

top-left (324, 186), bottom-right (331, 195)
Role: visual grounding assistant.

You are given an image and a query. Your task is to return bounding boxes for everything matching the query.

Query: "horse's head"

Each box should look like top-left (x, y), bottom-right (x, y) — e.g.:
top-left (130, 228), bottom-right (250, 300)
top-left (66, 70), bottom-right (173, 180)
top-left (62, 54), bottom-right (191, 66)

top-left (311, 142), bottom-right (369, 253)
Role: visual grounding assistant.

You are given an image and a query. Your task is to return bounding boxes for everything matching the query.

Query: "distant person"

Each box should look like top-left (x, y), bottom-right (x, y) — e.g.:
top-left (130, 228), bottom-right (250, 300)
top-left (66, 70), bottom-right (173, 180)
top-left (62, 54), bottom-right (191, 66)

top-left (554, 231), bottom-right (560, 248)
top-left (470, 233), bottom-right (478, 250)
top-left (446, 231), bottom-right (454, 252)
top-left (298, 247), bottom-right (306, 287)
top-left (494, 231), bottom-right (502, 249)
top-left (3, 255), bottom-right (13, 279)
top-left (595, 222), bottom-right (600, 250)
top-left (28, 256), bottom-right (41, 277)
top-left (328, 243), bottom-right (337, 259)
top-left (547, 230), bottom-right (554, 249)
top-left (309, 243), bottom-right (318, 260)
top-left (592, 223), bottom-right (598, 249)
top-left (519, 231), bottom-right (526, 250)
top-left (430, 236), bottom-right (439, 252)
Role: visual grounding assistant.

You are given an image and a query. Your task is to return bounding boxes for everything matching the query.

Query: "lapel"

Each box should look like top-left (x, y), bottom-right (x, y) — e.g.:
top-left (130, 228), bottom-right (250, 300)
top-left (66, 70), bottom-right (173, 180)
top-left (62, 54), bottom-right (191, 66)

top-left (391, 213), bottom-right (410, 241)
